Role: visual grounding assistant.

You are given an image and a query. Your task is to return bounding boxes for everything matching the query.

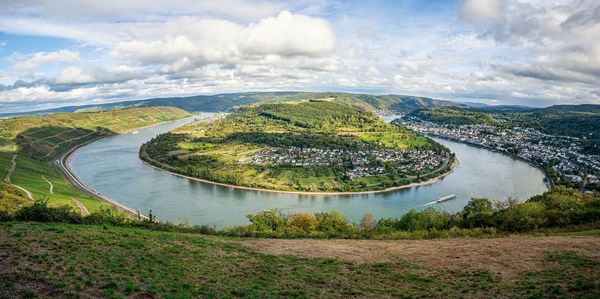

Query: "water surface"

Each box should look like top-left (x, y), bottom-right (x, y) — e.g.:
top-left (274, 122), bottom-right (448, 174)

top-left (70, 115), bottom-right (548, 226)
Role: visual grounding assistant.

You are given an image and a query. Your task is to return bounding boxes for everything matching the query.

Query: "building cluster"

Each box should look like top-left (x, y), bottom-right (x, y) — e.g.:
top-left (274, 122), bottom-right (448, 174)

top-left (239, 146), bottom-right (447, 179)
top-left (401, 118), bottom-right (600, 186)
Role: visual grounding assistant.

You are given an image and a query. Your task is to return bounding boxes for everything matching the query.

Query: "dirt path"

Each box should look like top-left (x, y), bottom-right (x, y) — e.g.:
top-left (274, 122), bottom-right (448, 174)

top-left (41, 176), bottom-right (54, 194)
top-left (242, 235), bottom-right (600, 277)
top-left (3, 154), bottom-right (33, 200)
top-left (3, 154), bottom-right (17, 183)
top-left (12, 184), bottom-right (33, 200)
top-left (71, 198), bottom-right (90, 216)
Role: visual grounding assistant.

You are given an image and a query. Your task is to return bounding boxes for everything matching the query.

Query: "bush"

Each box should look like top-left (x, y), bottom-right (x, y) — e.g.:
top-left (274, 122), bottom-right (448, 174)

top-left (84, 207), bottom-right (128, 225)
top-left (360, 213), bottom-right (377, 231)
top-left (315, 211), bottom-right (353, 234)
top-left (494, 201), bottom-right (546, 232)
top-left (247, 209), bottom-right (286, 232)
top-left (286, 213), bottom-right (317, 233)
top-left (397, 208), bottom-right (450, 231)
top-left (16, 198), bottom-right (83, 224)
top-left (461, 198), bottom-right (495, 228)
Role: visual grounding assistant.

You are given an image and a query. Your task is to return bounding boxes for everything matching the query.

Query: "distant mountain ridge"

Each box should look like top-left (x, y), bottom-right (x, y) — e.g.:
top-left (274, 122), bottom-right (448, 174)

top-left (1, 92), bottom-right (469, 117)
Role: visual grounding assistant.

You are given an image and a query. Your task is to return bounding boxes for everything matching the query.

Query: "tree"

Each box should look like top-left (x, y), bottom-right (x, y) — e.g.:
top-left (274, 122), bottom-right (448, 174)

top-left (360, 213), bottom-right (377, 231)
top-left (461, 198), bottom-right (494, 228)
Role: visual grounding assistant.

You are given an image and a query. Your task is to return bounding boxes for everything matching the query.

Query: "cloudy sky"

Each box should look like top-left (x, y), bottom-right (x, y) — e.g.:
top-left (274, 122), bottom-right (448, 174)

top-left (0, 0), bottom-right (599, 112)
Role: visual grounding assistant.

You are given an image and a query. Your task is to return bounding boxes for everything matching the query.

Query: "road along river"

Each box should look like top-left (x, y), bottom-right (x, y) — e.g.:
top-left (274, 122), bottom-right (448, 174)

top-left (68, 115), bottom-right (548, 227)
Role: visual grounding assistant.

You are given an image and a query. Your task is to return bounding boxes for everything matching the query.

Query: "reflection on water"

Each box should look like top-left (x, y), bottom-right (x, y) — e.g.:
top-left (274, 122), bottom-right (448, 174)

top-left (70, 115), bottom-right (548, 227)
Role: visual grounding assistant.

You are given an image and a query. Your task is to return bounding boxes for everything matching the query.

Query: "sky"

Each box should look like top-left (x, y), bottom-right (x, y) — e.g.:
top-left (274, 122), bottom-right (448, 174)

top-left (0, 0), bottom-right (599, 113)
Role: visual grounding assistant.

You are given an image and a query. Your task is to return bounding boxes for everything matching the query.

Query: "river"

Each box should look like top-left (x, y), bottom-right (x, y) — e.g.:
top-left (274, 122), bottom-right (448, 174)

top-left (69, 115), bottom-right (548, 227)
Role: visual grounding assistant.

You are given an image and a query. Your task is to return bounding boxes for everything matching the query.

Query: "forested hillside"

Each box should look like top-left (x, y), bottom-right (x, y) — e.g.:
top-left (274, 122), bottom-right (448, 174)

top-left (1, 92), bottom-right (466, 117)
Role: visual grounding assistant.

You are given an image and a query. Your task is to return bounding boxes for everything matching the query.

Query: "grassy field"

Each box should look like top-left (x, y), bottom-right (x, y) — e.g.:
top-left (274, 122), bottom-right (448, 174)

top-left (0, 221), bottom-right (598, 298)
top-left (0, 107), bottom-right (190, 213)
top-left (144, 101), bottom-right (452, 192)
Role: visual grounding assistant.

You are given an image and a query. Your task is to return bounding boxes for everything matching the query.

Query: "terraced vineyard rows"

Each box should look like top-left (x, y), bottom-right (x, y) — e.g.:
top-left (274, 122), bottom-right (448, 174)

top-left (0, 107), bottom-right (190, 213)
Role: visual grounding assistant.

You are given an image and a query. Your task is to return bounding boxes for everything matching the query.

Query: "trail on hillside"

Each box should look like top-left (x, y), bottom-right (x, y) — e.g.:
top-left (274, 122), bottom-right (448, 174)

top-left (3, 154), bottom-right (17, 183)
top-left (242, 235), bottom-right (600, 277)
top-left (41, 176), bottom-right (54, 194)
top-left (71, 198), bottom-right (90, 216)
top-left (12, 184), bottom-right (33, 200)
top-left (3, 154), bottom-right (33, 200)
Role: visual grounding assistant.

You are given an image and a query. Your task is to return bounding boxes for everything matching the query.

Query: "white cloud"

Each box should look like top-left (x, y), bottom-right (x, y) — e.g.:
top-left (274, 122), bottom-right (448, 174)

top-left (0, 0), bottom-right (599, 112)
top-left (459, 0), bottom-right (504, 24)
top-left (54, 65), bottom-right (139, 85)
top-left (239, 11), bottom-right (335, 57)
top-left (397, 61), bottom-right (419, 72)
top-left (112, 11), bottom-right (335, 72)
top-left (0, 0), bottom-right (283, 23)
top-left (14, 49), bottom-right (80, 70)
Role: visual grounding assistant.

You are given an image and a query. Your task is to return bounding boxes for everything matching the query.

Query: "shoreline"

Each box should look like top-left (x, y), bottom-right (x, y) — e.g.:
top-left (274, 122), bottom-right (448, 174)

top-left (57, 135), bottom-right (148, 219)
top-left (55, 115), bottom-right (205, 219)
top-left (140, 145), bottom-right (460, 196)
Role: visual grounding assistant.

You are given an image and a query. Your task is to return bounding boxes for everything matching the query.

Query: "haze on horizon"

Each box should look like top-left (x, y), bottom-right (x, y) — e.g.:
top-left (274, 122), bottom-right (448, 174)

top-left (0, 0), bottom-right (599, 113)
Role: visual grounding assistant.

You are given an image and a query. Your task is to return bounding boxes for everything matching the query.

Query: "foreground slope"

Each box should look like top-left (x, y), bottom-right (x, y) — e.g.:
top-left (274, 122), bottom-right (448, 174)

top-left (0, 222), bottom-right (598, 298)
top-left (0, 107), bottom-right (190, 213)
top-left (142, 101), bottom-right (454, 192)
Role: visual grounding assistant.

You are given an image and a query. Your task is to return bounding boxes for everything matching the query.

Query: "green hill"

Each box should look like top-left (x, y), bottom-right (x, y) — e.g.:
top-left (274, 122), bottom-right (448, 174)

top-left (0, 107), bottom-right (190, 213)
top-left (142, 101), bottom-right (453, 192)
top-left (1, 92), bottom-right (467, 117)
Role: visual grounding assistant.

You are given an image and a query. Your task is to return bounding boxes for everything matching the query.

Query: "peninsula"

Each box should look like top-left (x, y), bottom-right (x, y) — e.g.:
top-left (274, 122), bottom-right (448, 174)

top-left (141, 100), bottom-right (455, 192)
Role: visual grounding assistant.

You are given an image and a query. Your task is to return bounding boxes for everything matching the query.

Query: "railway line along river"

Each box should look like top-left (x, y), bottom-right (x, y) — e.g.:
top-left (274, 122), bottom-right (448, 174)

top-left (69, 114), bottom-right (548, 227)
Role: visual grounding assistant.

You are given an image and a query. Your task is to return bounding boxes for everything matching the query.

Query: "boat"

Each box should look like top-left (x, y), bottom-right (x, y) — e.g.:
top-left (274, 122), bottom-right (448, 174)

top-left (131, 131), bottom-right (139, 134)
top-left (436, 194), bottom-right (456, 203)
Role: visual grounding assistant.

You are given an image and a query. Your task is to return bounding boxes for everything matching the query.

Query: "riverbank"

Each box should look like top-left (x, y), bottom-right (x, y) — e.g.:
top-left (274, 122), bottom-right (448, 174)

top-left (57, 136), bottom-right (148, 219)
top-left (140, 144), bottom-right (460, 196)
top-left (55, 115), bottom-right (205, 219)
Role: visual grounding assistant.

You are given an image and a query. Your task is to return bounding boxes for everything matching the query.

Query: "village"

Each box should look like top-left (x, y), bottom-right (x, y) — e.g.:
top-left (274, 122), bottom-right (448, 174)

top-left (399, 118), bottom-right (600, 188)
top-left (240, 146), bottom-right (447, 179)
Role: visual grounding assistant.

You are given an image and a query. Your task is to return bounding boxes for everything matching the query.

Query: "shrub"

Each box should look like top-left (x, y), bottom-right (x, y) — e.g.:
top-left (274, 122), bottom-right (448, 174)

top-left (374, 218), bottom-right (401, 233)
top-left (397, 208), bottom-right (450, 231)
top-left (360, 213), bottom-right (377, 231)
top-left (461, 198), bottom-right (495, 228)
top-left (315, 211), bottom-right (352, 234)
top-left (16, 198), bottom-right (82, 224)
top-left (494, 201), bottom-right (546, 231)
top-left (247, 209), bottom-right (286, 232)
top-left (286, 213), bottom-right (318, 233)
top-left (84, 207), bottom-right (128, 225)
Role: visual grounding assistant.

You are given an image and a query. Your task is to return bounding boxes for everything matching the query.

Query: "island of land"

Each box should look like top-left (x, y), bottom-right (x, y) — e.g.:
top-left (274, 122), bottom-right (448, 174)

top-left (141, 100), bottom-right (456, 193)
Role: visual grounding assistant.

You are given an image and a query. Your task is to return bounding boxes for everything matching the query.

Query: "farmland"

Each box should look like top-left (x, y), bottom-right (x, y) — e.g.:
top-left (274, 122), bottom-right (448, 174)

top-left (142, 101), bottom-right (454, 192)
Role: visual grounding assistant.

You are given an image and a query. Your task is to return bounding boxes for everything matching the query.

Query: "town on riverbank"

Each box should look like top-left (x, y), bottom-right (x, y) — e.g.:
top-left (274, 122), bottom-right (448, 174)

top-left (396, 117), bottom-right (600, 191)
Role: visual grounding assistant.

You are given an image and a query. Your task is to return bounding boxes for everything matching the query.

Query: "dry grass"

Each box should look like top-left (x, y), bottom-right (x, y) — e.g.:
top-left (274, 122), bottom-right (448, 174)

top-left (242, 235), bottom-right (600, 277)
